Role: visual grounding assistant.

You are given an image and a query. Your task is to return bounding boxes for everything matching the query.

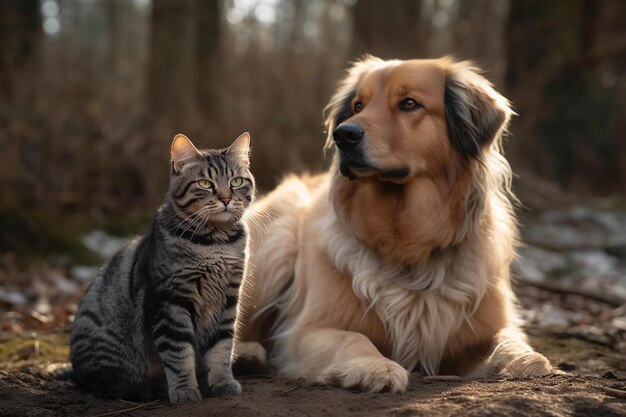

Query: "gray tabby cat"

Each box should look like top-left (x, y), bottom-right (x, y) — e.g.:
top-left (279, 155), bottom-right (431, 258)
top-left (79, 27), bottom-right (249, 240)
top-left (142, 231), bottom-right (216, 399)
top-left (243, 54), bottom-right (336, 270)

top-left (70, 132), bottom-right (254, 404)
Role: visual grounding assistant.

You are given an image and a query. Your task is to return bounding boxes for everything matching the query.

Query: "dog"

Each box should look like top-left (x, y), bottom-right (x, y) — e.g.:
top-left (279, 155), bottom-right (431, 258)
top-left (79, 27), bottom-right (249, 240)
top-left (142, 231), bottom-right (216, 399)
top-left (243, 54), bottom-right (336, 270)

top-left (235, 56), bottom-right (553, 392)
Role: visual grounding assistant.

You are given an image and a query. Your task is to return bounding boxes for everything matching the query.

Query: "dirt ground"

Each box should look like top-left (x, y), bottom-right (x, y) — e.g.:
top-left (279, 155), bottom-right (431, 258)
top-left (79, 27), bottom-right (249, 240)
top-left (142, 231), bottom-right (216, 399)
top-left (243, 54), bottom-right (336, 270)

top-left (1, 286), bottom-right (625, 417)
top-left (1, 365), bottom-right (625, 417)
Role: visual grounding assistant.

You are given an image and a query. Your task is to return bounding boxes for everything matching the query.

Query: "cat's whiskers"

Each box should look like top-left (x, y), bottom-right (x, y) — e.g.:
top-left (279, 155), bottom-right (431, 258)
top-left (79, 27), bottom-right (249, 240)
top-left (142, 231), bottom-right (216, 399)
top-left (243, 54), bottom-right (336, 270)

top-left (165, 204), bottom-right (204, 233)
top-left (168, 210), bottom-right (203, 237)
top-left (188, 208), bottom-right (215, 242)
top-left (243, 207), bottom-right (273, 237)
top-left (173, 206), bottom-right (213, 238)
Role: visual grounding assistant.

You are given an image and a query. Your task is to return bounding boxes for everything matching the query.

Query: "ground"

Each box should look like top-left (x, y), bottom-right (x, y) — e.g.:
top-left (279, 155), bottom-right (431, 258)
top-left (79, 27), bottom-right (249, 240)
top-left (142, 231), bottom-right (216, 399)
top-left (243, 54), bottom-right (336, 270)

top-left (1, 203), bottom-right (625, 416)
top-left (1, 371), bottom-right (625, 417)
top-left (1, 285), bottom-right (625, 417)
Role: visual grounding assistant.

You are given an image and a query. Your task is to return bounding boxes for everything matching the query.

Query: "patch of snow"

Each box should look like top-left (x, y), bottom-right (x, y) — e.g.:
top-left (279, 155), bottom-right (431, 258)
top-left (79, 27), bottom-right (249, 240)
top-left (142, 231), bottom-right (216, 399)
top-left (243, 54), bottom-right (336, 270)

top-left (70, 266), bottom-right (100, 283)
top-left (569, 251), bottom-right (618, 277)
top-left (81, 230), bottom-right (130, 259)
top-left (0, 288), bottom-right (28, 305)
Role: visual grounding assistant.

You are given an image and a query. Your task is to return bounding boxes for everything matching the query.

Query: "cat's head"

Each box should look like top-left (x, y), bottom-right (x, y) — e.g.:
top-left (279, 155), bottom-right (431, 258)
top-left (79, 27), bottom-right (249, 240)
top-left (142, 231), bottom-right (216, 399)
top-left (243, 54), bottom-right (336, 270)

top-left (169, 132), bottom-right (255, 224)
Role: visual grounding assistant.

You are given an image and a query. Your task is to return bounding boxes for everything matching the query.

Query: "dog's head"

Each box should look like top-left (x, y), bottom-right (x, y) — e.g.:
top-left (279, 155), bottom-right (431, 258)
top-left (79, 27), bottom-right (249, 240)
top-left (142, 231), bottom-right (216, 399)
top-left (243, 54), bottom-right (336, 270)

top-left (324, 56), bottom-right (515, 265)
top-left (324, 56), bottom-right (512, 183)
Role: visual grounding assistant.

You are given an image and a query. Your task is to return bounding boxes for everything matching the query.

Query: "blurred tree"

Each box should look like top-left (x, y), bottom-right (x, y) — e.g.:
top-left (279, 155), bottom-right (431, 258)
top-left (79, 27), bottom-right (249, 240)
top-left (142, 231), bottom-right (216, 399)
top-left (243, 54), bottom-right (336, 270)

top-left (196, 0), bottom-right (222, 111)
top-left (588, 0), bottom-right (626, 193)
top-left (0, 0), bottom-right (42, 101)
top-left (0, 0), bottom-right (42, 211)
top-left (105, 0), bottom-right (123, 71)
top-left (505, 0), bottom-right (625, 193)
top-left (453, 0), bottom-right (509, 88)
top-left (147, 0), bottom-right (198, 129)
top-left (351, 0), bottom-right (425, 60)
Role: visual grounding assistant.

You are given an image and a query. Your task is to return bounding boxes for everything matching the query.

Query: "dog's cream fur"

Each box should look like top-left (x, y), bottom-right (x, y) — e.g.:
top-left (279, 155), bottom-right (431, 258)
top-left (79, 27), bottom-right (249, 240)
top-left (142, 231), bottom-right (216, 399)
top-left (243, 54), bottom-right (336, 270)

top-left (236, 56), bottom-right (552, 392)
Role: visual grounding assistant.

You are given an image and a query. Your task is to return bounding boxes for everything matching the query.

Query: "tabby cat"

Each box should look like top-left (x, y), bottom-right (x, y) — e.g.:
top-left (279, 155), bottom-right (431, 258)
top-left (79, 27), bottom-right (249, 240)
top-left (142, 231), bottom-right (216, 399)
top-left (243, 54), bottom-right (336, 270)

top-left (69, 132), bottom-right (254, 404)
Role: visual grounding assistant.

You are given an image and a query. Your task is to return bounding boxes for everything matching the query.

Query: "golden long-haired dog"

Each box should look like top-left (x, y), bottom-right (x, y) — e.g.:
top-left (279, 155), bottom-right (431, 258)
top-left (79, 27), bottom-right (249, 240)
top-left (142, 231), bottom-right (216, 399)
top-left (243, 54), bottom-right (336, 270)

top-left (235, 56), bottom-right (553, 392)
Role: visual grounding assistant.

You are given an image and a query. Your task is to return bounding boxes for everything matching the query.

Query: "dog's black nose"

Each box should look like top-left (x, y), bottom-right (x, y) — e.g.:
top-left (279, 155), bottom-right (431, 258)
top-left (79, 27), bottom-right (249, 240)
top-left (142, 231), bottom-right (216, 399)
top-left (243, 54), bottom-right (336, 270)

top-left (333, 124), bottom-right (364, 150)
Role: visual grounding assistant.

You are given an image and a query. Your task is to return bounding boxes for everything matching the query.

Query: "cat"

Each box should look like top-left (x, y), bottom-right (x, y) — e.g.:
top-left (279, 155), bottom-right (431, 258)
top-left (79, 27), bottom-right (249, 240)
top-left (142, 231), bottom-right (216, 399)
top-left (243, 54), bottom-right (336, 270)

top-left (69, 132), bottom-right (254, 404)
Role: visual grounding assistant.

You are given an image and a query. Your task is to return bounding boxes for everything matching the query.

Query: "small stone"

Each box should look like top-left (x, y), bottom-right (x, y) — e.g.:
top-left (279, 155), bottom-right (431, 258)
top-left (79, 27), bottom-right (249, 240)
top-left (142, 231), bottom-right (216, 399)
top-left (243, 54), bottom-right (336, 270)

top-left (611, 316), bottom-right (626, 331)
top-left (602, 371), bottom-right (617, 380)
top-left (557, 362), bottom-right (577, 372)
top-left (16, 341), bottom-right (39, 360)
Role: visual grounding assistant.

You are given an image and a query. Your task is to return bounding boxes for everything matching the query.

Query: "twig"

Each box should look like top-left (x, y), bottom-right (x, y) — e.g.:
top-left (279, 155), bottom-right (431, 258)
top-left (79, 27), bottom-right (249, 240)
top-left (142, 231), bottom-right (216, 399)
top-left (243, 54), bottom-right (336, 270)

top-left (423, 375), bottom-right (463, 382)
top-left (602, 387), bottom-right (626, 399)
top-left (279, 385), bottom-right (302, 395)
top-left (515, 278), bottom-right (625, 308)
top-left (526, 328), bottom-right (618, 350)
top-left (117, 399), bottom-right (140, 406)
top-left (89, 400), bottom-right (159, 417)
top-left (236, 373), bottom-right (273, 379)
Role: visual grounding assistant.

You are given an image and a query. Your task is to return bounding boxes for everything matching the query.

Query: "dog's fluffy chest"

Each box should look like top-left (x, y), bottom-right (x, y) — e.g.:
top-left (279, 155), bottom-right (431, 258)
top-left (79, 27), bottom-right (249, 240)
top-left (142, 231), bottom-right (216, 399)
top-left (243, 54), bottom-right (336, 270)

top-left (323, 213), bottom-right (487, 375)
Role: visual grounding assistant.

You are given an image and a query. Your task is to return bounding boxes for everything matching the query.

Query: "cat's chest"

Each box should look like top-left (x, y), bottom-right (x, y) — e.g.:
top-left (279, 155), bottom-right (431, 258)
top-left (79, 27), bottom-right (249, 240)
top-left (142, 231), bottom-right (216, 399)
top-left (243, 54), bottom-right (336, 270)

top-left (175, 252), bottom-right (241, 317)
top-left (183, 253), bottom-right (240, 294)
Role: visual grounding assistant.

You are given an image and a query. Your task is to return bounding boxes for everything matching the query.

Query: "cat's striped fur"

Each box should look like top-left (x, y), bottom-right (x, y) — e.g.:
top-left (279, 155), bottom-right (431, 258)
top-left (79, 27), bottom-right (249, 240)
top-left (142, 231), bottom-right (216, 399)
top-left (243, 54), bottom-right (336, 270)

top-left (70, 133), bottom-right (254, 403)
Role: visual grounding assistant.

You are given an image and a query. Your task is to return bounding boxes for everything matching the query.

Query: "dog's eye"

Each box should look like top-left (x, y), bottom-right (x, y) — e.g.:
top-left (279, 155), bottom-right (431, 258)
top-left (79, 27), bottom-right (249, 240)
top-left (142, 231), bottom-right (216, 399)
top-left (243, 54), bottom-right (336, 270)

top-left (399, 98), bottom-right (422, 112)
top-left (354, 101), bottom-right (364, 113)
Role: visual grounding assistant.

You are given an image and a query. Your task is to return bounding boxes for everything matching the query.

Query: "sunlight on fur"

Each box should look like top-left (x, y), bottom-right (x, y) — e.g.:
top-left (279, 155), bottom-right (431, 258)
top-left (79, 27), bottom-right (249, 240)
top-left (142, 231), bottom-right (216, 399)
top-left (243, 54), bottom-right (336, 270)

top-left (235, 56), bottom-right (553, 393)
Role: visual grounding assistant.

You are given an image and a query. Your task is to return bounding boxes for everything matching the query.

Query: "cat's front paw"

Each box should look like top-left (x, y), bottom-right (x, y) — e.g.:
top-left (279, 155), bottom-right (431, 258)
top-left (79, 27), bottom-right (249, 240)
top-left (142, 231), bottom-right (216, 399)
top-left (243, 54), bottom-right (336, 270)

top-left (210, 379), bottom-right (242, 396)
top-left (168, 386), bottom-right (202, 404)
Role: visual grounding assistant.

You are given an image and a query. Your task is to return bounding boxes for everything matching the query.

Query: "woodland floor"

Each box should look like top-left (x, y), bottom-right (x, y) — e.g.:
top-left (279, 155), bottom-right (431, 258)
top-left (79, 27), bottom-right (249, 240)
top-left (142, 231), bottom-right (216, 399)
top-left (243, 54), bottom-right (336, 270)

top-left (1, 284), bottom-right (625, 417)
top-left (1, 196), bottom-right (626, 416)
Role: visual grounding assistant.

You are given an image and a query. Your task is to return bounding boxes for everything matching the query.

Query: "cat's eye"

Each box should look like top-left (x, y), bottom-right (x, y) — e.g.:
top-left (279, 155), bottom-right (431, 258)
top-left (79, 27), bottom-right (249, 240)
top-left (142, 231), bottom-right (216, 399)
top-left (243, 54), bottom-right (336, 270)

top-left (197, 179), bottom-right (213, 189)
top-left (230, 177), bottom-right (244, 188)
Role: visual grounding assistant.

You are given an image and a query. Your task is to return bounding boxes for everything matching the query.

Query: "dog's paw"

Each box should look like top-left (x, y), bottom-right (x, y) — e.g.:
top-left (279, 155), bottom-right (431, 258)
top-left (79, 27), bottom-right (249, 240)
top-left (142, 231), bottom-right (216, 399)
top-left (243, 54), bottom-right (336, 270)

top-left (210, 379), bottom-right (242, 396)
top-left (236, 341), bottom-right (267, 365)
top-left (168, 386), bottom-right (202, 404)
top-left (499, 352), bottom-right (553, 378)
top-left (233, 342), bottom-right (268, 375)
top-left (327, 357), bottom-right (409, 393)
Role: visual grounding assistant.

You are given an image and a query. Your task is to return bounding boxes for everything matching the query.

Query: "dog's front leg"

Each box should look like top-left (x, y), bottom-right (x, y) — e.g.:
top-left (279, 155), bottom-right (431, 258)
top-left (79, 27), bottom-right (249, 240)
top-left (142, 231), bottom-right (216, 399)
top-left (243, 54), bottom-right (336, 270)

top-left (282, 327), bottom-right (409, 393)
top-left (468, 327), bottom-right (553, 378)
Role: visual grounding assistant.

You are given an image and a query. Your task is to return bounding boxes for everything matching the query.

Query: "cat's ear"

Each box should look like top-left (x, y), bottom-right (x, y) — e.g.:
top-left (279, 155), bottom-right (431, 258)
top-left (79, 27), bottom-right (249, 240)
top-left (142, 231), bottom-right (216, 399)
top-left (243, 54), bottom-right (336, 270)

top-left (171, 134), bottom-right (201, 174)
top-left (226, 132), bottom-right (251, 167)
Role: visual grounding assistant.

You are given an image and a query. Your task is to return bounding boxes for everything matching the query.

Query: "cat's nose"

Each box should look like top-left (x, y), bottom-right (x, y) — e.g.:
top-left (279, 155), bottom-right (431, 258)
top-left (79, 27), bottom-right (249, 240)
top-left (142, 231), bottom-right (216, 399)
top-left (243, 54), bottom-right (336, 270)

top-left (219, 197), bottom-right (231, 206)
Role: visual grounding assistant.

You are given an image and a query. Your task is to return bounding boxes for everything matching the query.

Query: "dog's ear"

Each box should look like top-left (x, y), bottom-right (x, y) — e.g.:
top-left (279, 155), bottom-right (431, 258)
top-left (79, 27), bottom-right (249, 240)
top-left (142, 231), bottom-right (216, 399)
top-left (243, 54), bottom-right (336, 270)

top-left (323, 55), bottom-right (384, 150)
top-left (444, 62), bottom-right (512, 159)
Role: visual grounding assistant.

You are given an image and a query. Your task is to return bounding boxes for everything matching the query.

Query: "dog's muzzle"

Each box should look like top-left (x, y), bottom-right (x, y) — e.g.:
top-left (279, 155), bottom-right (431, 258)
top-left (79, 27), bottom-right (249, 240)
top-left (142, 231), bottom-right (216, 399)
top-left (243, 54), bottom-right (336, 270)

top-left (333, 124), bottom-right (371, 178)
top-left (333, 123), bottom-right (364, 150)
top-left (333, 123), bottom-right (410, 181)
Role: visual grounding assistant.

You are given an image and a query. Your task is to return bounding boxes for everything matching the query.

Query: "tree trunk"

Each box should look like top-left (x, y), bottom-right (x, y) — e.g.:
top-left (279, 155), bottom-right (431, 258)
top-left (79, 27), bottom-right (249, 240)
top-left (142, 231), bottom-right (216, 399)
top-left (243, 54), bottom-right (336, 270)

top-left (196, 0), bottom-right (221, 111)
top-left (105, 0), bottom-right (123, 72)
top-left (504, 0), bottom-right (578, 172)
top-left (0, 0), bottom-right (42, 210)
top-left (351, 0), bottom-right (424, 60)
top-left (147, 0), bottom-right (198, 129)
top-left (453, 0), bottom-right (509, 89)
top-left (0, 0), bottom-right (42, 101)
top-left (586, 0), bottom-right (626, 194)
top-left (505, 0), bottom-right (624, 194)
